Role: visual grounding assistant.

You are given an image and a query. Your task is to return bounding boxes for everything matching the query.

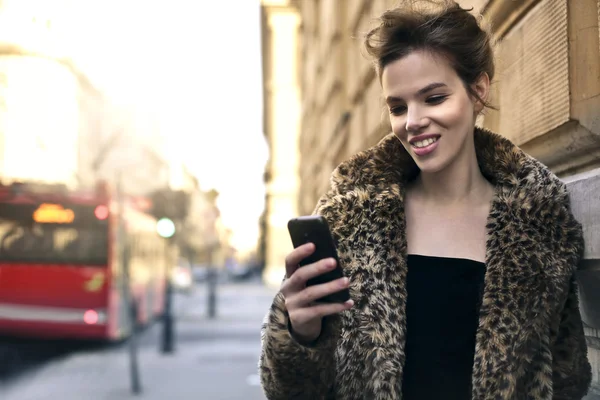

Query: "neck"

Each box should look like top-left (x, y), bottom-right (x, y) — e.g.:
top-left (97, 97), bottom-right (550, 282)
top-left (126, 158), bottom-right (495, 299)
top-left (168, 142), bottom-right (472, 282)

top-left (414, 141), bottom-right (490, 206)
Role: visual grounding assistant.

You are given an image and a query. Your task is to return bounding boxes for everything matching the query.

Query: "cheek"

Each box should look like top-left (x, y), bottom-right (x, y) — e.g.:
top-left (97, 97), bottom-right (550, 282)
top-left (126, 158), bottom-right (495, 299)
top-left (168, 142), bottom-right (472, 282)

top-left (434, 98), bottom-right (474, 130)
top-left (390, 122), bottom-right (411, 152)
top-left (390, 116), bottom-right (407, 137)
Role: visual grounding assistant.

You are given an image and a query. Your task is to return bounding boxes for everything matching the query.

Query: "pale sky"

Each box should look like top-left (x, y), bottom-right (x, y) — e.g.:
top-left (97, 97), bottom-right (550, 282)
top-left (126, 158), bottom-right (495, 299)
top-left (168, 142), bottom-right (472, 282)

top-left (64, 0), bottom-right (267, 254)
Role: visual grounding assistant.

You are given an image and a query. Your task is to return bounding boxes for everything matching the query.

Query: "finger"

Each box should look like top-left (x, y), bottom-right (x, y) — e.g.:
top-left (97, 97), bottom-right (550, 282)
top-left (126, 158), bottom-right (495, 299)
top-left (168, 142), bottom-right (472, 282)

top-left (287, 276), bottom-right (349, 308)
top-left (290, 299), bottom-right (354, 325)
top-left (284, 243), bottom-right (315, 278)
top-left (286, 257), bottom-right (337, 292)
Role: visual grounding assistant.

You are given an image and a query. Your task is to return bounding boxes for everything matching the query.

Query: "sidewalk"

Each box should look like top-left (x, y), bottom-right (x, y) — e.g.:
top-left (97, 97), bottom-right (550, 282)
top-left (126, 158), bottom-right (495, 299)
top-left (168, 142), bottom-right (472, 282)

top-left (0, 281), bottom-right (278, 400)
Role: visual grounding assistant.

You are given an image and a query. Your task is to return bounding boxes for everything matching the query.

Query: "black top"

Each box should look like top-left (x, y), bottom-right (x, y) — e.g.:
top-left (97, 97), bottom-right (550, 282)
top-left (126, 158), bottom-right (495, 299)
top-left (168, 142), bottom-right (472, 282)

top-left (401, 254), bottom-right (486, 400)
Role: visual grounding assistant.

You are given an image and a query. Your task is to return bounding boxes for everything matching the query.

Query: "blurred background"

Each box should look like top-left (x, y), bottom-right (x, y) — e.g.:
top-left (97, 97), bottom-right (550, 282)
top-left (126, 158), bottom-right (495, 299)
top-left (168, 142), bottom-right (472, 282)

top-left (0, 0), bottom-right (599, 399)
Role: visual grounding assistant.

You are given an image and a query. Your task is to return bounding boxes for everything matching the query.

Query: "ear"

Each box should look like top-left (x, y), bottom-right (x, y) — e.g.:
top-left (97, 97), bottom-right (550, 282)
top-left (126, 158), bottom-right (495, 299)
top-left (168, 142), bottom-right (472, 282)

top-left (471, 72), bottom-right (490, 113)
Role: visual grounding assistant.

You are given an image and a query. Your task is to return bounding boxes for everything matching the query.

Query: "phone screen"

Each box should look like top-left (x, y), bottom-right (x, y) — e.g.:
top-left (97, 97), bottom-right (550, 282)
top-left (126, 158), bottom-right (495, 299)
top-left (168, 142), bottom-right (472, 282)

top-left (288, 216), bottom-right (350, 303)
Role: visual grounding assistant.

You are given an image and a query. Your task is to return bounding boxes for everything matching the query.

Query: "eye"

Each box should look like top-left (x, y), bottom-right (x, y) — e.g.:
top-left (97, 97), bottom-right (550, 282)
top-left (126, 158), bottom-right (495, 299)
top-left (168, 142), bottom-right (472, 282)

top-left (426, 95), bottom-right (448, 105)
top-left (389, 105), bottom-right (406, 116)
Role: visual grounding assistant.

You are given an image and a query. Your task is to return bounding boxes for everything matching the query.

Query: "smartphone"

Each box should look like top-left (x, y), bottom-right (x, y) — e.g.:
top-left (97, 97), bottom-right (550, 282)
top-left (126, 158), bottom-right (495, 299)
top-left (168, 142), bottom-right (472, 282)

top-left (287, 215), bottom-right (350, 303)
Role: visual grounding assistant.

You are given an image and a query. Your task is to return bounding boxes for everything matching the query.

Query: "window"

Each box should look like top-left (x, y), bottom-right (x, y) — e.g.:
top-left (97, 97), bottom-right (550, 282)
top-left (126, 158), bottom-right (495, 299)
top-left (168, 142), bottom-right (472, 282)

top-left (0, 203), bottom-right (109, 265)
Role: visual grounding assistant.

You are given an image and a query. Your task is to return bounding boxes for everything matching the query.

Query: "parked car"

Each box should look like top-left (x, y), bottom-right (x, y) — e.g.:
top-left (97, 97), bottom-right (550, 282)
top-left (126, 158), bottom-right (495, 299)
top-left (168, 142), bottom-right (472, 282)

top-left (225, 261), bottom-right (261, 282)
top-left (171, 258), bottom-right (193, 293)
top-left (191, 263), bottom-right (210, 282)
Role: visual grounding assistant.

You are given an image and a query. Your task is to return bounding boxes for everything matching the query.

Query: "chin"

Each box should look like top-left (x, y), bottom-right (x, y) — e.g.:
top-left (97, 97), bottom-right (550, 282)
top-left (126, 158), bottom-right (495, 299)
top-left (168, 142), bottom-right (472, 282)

top-left (413, 156), bottom-right (448, 174)
top-left (417, 165), bottom-right (446, 175)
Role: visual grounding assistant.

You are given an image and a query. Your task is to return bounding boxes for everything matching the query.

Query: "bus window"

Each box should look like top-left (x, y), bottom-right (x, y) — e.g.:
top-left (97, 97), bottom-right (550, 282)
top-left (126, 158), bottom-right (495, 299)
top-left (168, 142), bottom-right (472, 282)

top-left (0, 202), bottom-right (109, 266)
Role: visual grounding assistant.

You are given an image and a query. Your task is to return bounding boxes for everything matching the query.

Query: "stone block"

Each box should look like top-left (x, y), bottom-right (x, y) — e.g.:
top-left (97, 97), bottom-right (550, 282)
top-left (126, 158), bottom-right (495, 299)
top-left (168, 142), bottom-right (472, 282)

top-left (496, 0), bottom-right (570, 145)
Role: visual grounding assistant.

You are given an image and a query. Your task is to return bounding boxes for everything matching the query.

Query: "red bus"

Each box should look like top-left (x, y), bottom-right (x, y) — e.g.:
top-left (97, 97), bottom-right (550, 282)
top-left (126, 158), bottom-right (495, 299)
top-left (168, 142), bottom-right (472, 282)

top-left (0, 182), bottom-right (168, 341)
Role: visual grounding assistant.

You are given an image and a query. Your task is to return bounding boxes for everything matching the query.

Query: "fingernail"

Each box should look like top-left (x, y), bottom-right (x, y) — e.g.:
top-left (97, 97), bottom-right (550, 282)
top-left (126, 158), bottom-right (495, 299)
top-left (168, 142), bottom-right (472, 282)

top-left (340, 277), bottom-right (349, 287)
top-left (347, 299), bottom-right (354, 307)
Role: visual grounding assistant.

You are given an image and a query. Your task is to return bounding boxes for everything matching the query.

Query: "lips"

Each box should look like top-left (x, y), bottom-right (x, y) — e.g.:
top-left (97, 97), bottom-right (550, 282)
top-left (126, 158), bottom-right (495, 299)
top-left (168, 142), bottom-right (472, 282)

top-left (408, 134), bottom-right (441, 146)
top-left (409, 134), bottom-right (441, 157)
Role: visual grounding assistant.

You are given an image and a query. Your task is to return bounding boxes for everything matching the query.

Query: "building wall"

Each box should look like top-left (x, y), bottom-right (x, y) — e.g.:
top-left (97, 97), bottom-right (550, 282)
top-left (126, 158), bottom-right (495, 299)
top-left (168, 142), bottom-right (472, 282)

top-left (298, 0), bottom-right (398, 215)
top-left (171, 166), bottom-right (229, 267)
top-left (297, 0), bottom-right (600, 214)
top-left (0, 49), bottom-right (169, 197)
top-left (261, 0), bottom-right (600, 394)
top-left (0, 55), bottom-right (80, 186)
top-left (0, 0), bottom-right (171, 197)
top-left (75, 72), bottom-right (109, 187)
top-left (0, 0), bottom-right (108, 189)
top-left (91, 105), bottom-right (170, 197)
top-left (260, 0), bottom-right (302, 288)
top-left (565, 169), bottom-right (600, 398)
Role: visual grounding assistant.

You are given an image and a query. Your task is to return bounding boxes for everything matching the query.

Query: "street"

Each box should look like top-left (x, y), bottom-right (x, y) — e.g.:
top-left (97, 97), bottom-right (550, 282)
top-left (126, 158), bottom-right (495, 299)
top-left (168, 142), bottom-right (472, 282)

top-left (0, 280), bottom-right (277, 400)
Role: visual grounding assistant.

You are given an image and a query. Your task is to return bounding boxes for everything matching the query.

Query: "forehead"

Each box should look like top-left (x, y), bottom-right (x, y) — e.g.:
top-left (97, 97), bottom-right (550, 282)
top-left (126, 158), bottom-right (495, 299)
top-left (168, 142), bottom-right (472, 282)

top-left (381, 51), bottom-right (461, 97)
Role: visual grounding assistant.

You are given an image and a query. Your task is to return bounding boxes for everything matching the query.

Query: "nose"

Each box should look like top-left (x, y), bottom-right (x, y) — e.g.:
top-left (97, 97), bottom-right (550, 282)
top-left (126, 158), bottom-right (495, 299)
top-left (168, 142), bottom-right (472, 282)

top-left (405, 105), bottom-right (429, 133)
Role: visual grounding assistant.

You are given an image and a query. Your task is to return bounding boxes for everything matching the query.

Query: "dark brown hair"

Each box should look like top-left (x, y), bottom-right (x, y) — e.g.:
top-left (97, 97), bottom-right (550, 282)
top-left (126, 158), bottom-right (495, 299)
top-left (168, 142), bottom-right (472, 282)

top-left (364, 0), bottom-right (495, 108)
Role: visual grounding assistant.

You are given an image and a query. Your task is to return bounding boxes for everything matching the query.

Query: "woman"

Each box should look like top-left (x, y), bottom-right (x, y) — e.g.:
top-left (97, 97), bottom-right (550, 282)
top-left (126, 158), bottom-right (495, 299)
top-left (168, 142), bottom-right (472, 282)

top-left (259, 1), bottom-right (592, 399)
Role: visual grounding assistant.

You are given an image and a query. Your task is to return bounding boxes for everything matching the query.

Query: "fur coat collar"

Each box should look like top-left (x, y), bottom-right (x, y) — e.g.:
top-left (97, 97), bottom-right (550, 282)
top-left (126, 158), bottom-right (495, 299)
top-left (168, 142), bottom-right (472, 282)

top-left (260, 127), bottom-right (591, 399)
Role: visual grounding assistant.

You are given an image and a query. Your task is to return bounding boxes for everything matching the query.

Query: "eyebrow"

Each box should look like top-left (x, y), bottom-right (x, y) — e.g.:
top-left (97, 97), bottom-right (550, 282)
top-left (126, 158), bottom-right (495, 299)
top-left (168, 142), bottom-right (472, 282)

top-left (385, 82), bottom-right (448, 104)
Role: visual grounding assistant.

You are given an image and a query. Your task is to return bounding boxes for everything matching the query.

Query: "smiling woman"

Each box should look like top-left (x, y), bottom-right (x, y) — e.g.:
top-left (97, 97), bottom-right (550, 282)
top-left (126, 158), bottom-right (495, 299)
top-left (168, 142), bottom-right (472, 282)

top-left (259, 1), bottom-right (592, 399)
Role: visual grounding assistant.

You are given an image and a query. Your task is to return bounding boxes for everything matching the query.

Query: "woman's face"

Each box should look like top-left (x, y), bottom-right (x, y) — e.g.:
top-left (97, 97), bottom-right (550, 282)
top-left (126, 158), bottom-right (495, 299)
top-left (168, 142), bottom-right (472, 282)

top-left (381, 50), bottom-right (488, 174)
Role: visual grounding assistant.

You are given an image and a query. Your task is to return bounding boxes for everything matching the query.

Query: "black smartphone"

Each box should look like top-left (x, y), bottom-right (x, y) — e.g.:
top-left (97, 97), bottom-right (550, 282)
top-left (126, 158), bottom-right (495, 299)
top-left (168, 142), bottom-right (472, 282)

top-left (287, 215), bottom-right (350, 303)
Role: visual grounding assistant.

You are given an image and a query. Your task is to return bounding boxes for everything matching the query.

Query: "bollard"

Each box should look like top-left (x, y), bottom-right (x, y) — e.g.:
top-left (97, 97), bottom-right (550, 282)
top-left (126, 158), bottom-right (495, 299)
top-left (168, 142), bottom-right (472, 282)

top-left (161, 279), bottom-right (174, 353)
top-left (161, 240), bottom-right (175, 353)
top-left (121, 222), bottom-right (142, 394)
top-left (129, 302), bottom-right (142, 394)
top-left (207, 267), bottom-right (217, 319)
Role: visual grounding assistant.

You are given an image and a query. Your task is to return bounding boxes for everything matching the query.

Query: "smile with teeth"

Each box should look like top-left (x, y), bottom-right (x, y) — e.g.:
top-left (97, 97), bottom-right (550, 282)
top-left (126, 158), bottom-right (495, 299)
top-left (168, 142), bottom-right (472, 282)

top-left (412, 137), bottom-right (439, 148)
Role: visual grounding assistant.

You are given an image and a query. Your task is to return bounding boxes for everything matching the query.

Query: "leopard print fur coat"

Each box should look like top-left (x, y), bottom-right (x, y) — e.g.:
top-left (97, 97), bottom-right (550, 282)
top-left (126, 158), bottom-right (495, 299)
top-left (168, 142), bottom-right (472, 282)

top-left (259, 128), bottom-right (592, 399)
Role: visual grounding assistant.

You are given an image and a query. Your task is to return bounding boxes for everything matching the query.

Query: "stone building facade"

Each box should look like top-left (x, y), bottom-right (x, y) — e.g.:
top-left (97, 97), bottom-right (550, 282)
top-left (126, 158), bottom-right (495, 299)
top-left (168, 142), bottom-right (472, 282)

top-left (0, 1), bottom-right (171, 197)
top-left (260, 0), bottom-right (302, 287)
top-left (295, 0), bottom-right (600, 214)
top-left (0, 53), bottom-right (82, 187)
top-left (261, 0), bottom-right (600, 395)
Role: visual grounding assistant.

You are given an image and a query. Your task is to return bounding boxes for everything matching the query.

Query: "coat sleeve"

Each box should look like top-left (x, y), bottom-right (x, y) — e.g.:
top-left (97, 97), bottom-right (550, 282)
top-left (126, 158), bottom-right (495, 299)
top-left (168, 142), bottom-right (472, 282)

top-left (258, 192), bottom-right (341, 400)
top-left (550, 201), bottom-right (592, 399)
top-left (258, 291), bottom-right (340, 399)
top-left (551, 276), bottom-right (592, 399)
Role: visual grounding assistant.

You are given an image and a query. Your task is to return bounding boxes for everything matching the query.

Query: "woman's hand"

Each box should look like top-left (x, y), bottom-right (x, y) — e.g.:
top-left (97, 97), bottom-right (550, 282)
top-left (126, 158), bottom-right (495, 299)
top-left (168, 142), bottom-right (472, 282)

top-left (280, 243), bottom-right (354, 343)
